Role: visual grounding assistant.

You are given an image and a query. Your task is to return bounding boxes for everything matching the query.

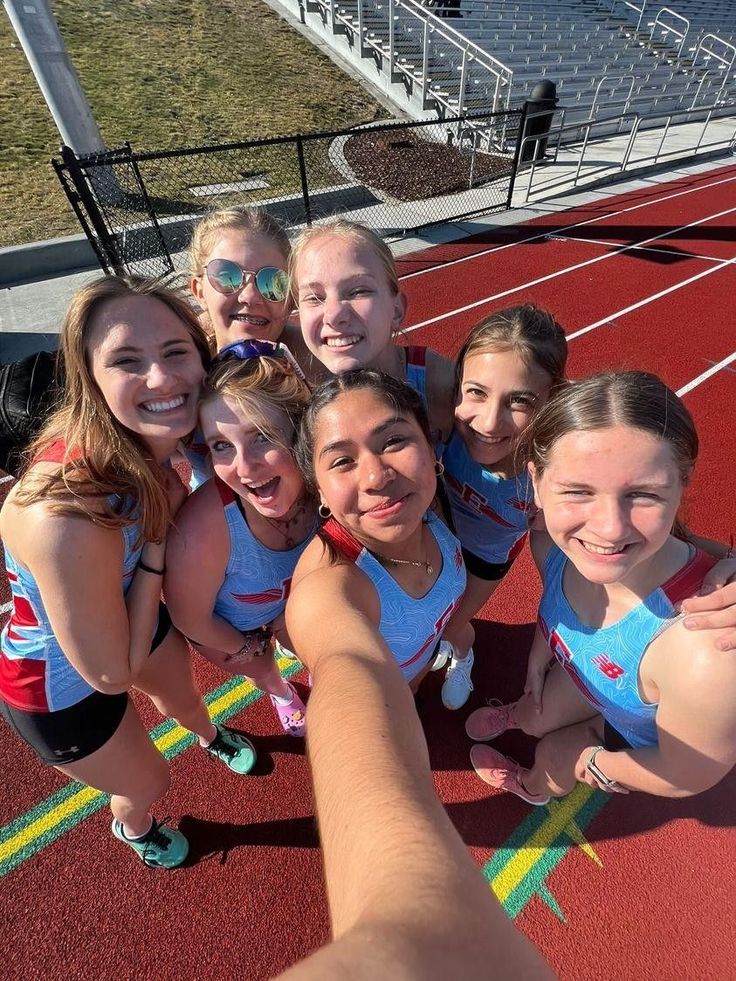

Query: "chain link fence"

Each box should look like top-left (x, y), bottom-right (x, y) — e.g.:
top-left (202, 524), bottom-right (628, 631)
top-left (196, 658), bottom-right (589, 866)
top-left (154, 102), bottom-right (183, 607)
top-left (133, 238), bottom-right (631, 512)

top-left (53, 108), bottom-right (526, 279)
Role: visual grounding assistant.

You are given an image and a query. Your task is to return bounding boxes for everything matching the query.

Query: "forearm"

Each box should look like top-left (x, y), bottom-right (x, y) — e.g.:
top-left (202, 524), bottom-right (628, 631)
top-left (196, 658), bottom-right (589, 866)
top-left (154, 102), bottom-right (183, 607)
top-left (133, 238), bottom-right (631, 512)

top-left (306, 647), bottom-right (550, 977)
top-left (593, 747), bottom-right (702, 798)
top-left (173, 609), bottom-right (251, 655)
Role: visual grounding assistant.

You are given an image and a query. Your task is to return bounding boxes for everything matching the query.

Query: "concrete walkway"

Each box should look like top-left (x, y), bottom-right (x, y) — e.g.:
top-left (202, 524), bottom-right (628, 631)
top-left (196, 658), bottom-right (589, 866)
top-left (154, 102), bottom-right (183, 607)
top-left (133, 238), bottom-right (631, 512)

top-left (1, 127), bottom-right (733, 362)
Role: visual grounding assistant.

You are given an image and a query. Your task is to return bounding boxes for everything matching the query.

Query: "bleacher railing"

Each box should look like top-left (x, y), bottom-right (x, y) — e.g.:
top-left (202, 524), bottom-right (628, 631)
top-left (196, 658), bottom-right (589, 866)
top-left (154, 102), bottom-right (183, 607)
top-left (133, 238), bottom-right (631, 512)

top-left (303, 0), bottom-right (513, 115)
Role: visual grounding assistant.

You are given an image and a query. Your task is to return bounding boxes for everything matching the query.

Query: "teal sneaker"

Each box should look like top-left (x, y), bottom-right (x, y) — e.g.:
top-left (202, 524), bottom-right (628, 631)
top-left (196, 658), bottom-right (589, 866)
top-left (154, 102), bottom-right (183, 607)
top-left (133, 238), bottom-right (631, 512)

top-left (204, 724), bottom-right (257, 775)
top-left (112, 818), bottom-right (189, 869)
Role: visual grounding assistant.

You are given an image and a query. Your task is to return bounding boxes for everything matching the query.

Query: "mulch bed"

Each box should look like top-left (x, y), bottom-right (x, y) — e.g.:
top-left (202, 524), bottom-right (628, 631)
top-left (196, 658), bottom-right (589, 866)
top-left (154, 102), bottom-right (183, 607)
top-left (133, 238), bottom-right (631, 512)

top-left (342, 128), bottom-right (510, 201)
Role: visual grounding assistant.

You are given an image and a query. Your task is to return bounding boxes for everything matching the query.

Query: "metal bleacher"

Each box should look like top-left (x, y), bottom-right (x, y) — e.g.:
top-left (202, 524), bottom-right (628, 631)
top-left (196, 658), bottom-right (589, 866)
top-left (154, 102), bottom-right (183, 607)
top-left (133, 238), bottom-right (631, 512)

top-left (279, 0), bottom-right (736, 131)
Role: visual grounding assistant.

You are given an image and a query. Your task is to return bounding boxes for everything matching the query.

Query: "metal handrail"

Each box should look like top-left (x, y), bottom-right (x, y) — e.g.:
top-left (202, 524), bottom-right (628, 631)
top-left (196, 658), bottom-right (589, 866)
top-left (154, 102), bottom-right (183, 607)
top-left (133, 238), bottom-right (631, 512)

top-left (318, 0), bottom-right (513, 114)
top-left (648, 7), bottom-right (689, 57)
top-left (610, 0), bottom-right (647, 31)
top-left (519, 101), bottom-right (736, 202)
top-left (692, 33), bottom-right (736, 73)
top-left (592, 74), bottom-right (636, 121)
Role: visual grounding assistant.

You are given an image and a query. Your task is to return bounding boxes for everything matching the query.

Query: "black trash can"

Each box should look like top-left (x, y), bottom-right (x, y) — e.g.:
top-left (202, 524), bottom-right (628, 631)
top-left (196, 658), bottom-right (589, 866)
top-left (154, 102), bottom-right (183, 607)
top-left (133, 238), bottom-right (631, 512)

top-left (521, 80), bottom-right (558, 163)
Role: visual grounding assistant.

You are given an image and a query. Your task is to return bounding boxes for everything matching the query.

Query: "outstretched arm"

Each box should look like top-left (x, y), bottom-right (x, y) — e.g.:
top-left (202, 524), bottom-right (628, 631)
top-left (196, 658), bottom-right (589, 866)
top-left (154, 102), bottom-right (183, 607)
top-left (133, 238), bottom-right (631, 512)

top-left (282, 563), bottom-right (551, 979)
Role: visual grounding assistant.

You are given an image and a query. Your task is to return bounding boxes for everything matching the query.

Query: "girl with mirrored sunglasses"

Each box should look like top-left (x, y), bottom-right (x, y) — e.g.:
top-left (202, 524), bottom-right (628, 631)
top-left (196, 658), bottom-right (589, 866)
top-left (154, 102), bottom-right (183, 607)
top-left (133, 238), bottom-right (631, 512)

top-left (164, 351), bottom-right (316, 736)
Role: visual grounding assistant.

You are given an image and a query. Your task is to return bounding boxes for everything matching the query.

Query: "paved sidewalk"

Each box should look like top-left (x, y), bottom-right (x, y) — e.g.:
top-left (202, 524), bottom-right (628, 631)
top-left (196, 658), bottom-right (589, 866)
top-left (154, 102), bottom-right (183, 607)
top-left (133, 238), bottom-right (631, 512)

top-left (1, 148), bottom-right (732, 362)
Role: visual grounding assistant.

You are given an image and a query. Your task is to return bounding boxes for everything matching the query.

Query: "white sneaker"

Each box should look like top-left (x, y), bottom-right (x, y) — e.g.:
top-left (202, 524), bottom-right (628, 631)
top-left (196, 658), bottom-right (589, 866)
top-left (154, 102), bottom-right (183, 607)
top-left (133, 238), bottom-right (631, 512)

top-left (441, 648), bottom-right (475, 710)
top-left (430, 640), bottom-right (453, 672)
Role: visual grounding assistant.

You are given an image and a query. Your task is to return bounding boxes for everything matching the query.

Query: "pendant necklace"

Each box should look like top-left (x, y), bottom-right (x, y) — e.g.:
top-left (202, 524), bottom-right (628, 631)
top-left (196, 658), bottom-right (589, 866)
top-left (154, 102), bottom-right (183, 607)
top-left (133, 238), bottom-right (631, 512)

top-left (264, 498), bottom-right (310, 549)
top-left (369, 548), bottom-right (434, 576)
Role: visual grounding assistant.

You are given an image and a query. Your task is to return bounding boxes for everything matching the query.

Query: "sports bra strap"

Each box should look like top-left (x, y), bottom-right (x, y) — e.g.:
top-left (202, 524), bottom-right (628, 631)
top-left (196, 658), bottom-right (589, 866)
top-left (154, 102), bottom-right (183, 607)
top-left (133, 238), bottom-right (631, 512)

top-left (215, 474), bottom-right (236, 505)
top-left (661, 548), bottom-right (718, 605)
top-left (405, 345), bottom-right (427, 367)
top-left (34, 440), bottom-right (82, 464)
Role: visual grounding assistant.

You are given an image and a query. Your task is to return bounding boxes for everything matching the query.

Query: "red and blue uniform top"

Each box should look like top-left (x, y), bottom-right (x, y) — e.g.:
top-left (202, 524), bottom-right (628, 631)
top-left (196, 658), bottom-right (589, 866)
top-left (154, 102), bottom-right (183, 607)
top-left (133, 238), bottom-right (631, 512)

top-left (538, 544), bottom-right (717, 749)
top-left (321, 510), bottom-right (466, 682)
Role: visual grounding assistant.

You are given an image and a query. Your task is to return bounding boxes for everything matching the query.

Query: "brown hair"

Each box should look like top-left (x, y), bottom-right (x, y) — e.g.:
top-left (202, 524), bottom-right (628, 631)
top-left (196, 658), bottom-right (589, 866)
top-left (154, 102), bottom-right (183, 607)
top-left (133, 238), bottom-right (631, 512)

top-left (525, 371), bottom-right (698, 486)
top-left (202, 355), bottom-right (312, 449)
top-left (16, 276), bottom-right (210, 545)
top-left (455, 304), bottom-right (568, 397)
top-left (290, 219), bottom-right (400, 297)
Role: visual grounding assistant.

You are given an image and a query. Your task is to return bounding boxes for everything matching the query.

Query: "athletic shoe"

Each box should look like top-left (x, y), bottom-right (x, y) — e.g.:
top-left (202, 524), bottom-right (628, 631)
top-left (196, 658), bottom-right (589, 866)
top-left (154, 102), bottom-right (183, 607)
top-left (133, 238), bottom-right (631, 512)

top-left (465, 700), bottom-right (517, 742)
top-left (274, 640), bottom-right (297, 660)
top-left (470, 745), bottom-right (549, 806)
top-left (441, 648), bottom-right (475, 710)
top-left (111, 817), bottom-right (189, 869)
top-left (270, 682), bottom-right (307, 737)
top-left (430, 640), bottom-right (453, 672)
top-left (204, 724), bottom-right (257, 774)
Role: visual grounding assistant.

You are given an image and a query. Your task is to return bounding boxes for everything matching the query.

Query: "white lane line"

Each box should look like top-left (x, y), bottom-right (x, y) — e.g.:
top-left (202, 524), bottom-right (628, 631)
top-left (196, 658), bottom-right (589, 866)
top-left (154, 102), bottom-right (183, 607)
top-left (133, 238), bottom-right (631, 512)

top-left (548, 234), bottom-right (723, 263)
top-left (0, 475), bottom-right (14, 484)
top-left (399, 170), bottom-right (736, 282)
top-left (0, 601), bottom-right (12, 615)
top-left (677, 352), bottom-right (736, 397)
top-left (404, 205), bottom-right (736, 334)
top-left (568, 253), bottom-right (736, 339)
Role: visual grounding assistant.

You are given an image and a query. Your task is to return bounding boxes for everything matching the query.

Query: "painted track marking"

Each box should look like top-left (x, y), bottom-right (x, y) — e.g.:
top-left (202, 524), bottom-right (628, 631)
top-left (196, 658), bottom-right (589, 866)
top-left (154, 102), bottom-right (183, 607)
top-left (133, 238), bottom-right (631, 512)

top-left (677, 351), bottom-right (736, 397)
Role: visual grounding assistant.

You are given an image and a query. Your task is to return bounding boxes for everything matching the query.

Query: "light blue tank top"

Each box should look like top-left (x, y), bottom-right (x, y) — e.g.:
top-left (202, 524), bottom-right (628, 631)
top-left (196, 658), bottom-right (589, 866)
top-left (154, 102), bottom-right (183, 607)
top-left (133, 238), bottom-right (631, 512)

top-left (442, 430), bottom-right (532, 564)
top-left (212, 478), bottom-right (317, 631)
top-left (321, 510), bottom-right (466, 682)
top-left (538, 544), bottom-right (716, 748)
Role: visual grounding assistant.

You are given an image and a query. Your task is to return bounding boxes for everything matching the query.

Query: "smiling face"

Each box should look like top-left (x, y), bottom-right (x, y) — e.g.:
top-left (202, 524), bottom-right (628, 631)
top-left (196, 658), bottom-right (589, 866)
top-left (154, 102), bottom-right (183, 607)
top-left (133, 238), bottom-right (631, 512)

top-left (455, 347), bottom-right (552, 472)
top-left (191, 231), bottom-right (290, 350)
top-left (201, 394), bottom-right (305, 518)
top-left (87, 294), bottom-right (205, 451)
top-left (312, 387), bottom-right (437, 553)
top-left (295, 234), bottom-right (406, 375)
top-left (531, 425), bottom-right (684, 586)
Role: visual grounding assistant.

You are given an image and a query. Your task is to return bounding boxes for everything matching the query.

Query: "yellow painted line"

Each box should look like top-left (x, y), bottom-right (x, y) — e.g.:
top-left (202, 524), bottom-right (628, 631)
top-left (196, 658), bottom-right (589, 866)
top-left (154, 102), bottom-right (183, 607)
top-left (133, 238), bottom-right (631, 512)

top-left (0, 785), bottom-right (100, 864)
top-left (491, 784), bottom-right (595, 902)
top-left (565, 818), bottom-right (603, 866)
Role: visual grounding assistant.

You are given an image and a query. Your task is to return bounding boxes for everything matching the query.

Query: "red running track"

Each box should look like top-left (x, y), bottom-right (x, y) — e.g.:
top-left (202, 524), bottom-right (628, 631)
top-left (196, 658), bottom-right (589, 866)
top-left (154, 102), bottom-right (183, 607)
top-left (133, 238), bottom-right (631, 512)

top-left (0, 162), bottom-right (735, 981)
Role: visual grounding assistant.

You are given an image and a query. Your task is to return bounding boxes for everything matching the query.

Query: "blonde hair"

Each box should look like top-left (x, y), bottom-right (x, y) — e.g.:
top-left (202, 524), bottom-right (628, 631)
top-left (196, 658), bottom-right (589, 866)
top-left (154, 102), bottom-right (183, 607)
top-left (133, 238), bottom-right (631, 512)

top-left (189, 206), bottom-right (291, 278)
top-left (16, 276), bottom-right (210, 545)
top-left (290, 219), bottom-right (400, 296)
top-left (456, 305), bottom-right (568, 396)
top-left (202, 355), bottom-right (312, 449)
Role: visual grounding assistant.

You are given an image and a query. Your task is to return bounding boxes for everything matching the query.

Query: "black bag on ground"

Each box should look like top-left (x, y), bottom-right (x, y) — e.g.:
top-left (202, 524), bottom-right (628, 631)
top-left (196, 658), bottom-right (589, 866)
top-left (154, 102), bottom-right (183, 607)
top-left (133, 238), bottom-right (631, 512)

top-left (0, 350), bottom-right (61, 477)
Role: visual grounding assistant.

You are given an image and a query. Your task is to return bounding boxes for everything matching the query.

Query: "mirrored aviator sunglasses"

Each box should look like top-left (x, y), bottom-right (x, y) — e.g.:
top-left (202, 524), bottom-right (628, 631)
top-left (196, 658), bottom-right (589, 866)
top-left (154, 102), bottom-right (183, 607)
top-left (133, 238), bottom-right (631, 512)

top-left (204, 258), bottom-right (290, 302)
top-left (213, 339), bottom-right (307, 381)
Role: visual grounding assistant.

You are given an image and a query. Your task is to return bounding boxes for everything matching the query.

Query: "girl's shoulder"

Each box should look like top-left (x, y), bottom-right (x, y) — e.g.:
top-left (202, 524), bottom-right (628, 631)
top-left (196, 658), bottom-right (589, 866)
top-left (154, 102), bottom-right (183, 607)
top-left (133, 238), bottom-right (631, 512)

top-left (168, 478), bottom-right (226, 547)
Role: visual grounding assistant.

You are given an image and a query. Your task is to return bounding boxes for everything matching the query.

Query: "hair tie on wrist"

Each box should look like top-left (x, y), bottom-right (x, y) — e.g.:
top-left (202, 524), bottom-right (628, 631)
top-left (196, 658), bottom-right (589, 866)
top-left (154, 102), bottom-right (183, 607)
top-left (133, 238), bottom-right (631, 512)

top-left (138, 560), bottom-right (165, 576)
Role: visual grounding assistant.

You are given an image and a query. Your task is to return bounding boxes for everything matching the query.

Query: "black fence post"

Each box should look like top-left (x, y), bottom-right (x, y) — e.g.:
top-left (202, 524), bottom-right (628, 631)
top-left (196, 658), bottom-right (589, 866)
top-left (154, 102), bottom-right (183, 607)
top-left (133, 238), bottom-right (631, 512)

top-left (127, 144), bottom-right (175, 274)
top-left (60, 144), bottom-right (126, 276)
top-left (506, 104), bottom-right (529, 210)
top-left (52, 156), bottom-right (112, 274)
top-left (295, 136), bottom-right (312, 226)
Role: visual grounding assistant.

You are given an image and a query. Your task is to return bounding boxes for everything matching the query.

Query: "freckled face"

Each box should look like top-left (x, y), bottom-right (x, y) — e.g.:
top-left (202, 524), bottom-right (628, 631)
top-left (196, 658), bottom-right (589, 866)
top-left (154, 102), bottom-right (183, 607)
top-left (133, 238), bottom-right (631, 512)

top-left (532, 425), bottom-right (684, 586)
top-left (201, 395), bottom-right (305, 518)
top-left (455, 348), bottom-right (552, 471)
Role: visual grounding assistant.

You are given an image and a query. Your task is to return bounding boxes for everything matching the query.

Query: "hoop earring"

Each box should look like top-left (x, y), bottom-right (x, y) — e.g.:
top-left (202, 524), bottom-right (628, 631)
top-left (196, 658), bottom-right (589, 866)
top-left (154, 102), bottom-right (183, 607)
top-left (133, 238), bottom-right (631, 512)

top-left (318, 503), bottom-right (332, 519)
top-left (434, 460), bottom-right (445, 477)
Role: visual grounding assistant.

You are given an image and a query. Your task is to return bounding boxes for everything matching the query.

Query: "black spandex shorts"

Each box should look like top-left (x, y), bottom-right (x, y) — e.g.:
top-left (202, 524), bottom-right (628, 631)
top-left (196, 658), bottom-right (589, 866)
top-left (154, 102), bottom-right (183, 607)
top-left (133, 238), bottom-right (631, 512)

top-left (461, 547), bottom-right (514, 582)
top-left (0, 602), bottom-right (173, 766)
top-left (603, 720), bottom-right (632, 751)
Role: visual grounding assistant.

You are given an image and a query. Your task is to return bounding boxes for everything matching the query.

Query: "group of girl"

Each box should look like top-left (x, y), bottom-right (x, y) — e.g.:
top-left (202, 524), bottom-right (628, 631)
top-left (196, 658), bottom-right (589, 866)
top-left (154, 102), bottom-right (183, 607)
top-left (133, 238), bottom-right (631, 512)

top-left (1, 205), bottom-right (735, 872)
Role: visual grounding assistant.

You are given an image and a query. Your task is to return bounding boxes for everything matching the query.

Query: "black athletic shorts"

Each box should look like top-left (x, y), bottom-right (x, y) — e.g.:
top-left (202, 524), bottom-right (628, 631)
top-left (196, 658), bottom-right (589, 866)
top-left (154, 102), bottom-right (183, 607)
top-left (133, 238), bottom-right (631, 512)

top-left (0, 602), bottom-right (173, 765)
top-left (603, 720), bottom-right (632, 751)
top-left (461, 546), bottom-right (514, 582)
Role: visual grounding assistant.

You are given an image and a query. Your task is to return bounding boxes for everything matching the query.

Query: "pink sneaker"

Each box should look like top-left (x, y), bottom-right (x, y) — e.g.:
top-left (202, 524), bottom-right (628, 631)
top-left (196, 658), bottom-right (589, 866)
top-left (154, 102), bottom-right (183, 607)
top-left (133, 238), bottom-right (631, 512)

top-left (270, 683), bottom-right (307, 737)
top-left (470, 745), bottom-right (549, 806)
top-left (465, 700), bottom-right (517, 741)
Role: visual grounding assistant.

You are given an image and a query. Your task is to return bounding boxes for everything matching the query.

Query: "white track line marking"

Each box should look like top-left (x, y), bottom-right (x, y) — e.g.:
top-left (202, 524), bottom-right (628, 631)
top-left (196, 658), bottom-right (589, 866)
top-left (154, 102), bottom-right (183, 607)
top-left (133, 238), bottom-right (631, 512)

top-left (568, 253), bottom-right (736, 339)
top-left (677, 352), bottom-right (736, 397)
top-left (0, 475), bottom-right (13, 484)
top-left (548, 234), bottom-right (723, 263)
top-left (404, 205), bottom-right (736, 334)
top-left (0, 601), bottom-right (12, 615)
top-left (399, 170), bottom-right (736, 282)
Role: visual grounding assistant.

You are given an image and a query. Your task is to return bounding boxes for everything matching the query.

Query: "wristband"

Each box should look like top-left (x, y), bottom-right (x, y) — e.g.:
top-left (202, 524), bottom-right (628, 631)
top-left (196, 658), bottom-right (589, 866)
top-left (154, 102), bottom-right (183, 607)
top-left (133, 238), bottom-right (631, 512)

top-left (138, 560), bottom-right (165, 576)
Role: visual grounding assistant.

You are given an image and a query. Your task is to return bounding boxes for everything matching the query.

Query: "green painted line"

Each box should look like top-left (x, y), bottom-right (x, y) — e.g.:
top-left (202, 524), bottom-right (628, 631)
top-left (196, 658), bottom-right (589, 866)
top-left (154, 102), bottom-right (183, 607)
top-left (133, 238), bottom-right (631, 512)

top-left (484, 789), bottom-right (609, 919)
top-left (0, 662), bottom-right (301, 878)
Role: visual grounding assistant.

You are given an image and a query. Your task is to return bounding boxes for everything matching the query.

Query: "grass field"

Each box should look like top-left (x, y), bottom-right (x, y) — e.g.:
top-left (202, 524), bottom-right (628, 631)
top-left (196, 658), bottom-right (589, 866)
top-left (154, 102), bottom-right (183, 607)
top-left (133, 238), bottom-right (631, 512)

top-left (0, 0), bottom-right (385, 248)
